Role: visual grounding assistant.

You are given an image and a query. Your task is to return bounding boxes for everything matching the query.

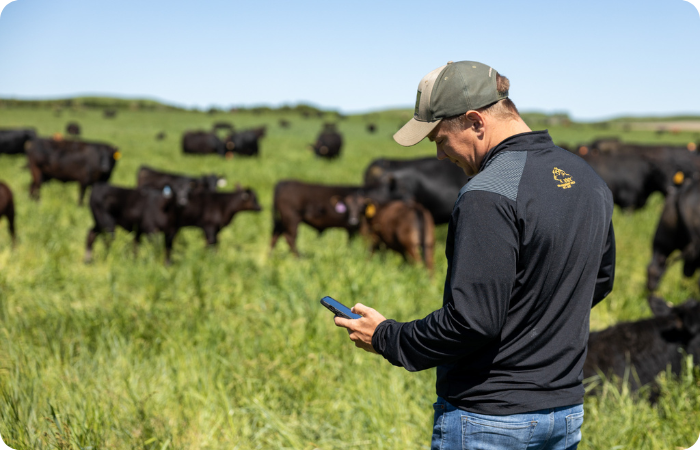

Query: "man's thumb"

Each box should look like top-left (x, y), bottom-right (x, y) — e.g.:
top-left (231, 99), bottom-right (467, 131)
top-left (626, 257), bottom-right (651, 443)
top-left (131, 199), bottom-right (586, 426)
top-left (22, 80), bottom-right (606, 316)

top-left (352, 303), bottom-right (370, 316)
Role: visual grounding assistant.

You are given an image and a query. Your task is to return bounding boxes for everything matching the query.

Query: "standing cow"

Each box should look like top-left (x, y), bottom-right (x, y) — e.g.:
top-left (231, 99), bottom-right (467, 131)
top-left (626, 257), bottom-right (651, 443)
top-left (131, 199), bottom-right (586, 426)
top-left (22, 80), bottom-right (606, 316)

top-left (0, 129), bottom-right (36, 155)
top-left (25, 138), bottom-right (120, 205)
top-left (85, 183), bottom-right (179, 264)
top-left (647, 179), bottom-right (700, 291)
top-left (310, 125), bottom-right (342, 159)
top-left (362, 157), bottom-right (470, 224)
top-left (361, 198), bottom-right (435, 274)
top-left (0, 182), bottom-right (15, 246)
top-left (270, 180), bottom-right (362, 256)
top-left (224, 127), bottom-right (266, 157)
top-left (174, 185), bottom-right (262, 246)
top-left (182, 131), bottom-right (225, 155)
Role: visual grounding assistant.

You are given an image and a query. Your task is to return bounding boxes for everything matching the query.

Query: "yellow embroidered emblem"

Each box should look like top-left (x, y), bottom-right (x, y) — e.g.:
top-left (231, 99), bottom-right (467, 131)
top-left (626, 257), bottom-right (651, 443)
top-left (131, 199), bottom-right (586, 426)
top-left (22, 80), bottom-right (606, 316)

top-left (553, 167), bottom-right (575, 189)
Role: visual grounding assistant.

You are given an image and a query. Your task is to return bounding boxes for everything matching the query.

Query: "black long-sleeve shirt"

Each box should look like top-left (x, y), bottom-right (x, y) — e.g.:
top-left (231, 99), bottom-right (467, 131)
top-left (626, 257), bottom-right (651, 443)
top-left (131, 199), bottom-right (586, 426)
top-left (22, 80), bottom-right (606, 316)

top-left (372, 130), bottom-right (615, 415)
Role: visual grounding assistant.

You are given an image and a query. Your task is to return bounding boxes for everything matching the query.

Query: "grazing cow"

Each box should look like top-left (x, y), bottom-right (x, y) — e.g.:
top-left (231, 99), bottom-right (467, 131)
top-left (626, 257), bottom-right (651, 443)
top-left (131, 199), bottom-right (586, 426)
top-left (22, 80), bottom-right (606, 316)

top-left (224, 127), bottom-right (266, 157)
top-left (25, 138), bottom-right (120, 205)
top-left (647, 179), bottom-right (700, 291)
top-left (362, 157), bottom-right (470, 224)
top-left (0, 182), bottom-right (15, 246)
top-left (580, 152), bottom-right (666, 210)
top-left (584, 296), bottom-right (700, 398)
top-left (66, 122), bottom-right (81, 136)
top-left (155, 131), bottom-right (166, 141)
top-left (85, 183), bottom-right (179, 264)
top-left (103, 109), bottom-right (117, 119)
top-left (366, 123), bottom-right (377, 134)
top-left (311, 128), bottom-right (342, 159)
top-left (360, 198), bottom-right (434, 273)
top-left (0, 129), bottom-right (36, 155)
top-left (174, 185), bottom-right (262, 246)
top-left (270, 180), bottom-right (362, 256)
top-left (136, 165), bottom-right (224, 205)
top-left (182, 131), bottom-right (225, 155)
top-left (279, 119), bottom-right (291, 128)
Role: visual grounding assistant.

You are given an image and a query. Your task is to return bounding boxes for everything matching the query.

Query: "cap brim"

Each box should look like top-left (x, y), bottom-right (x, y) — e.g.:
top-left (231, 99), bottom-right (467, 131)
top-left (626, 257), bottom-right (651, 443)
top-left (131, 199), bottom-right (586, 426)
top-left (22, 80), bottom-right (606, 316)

top-left (393, 118), bottom-right (441, 147)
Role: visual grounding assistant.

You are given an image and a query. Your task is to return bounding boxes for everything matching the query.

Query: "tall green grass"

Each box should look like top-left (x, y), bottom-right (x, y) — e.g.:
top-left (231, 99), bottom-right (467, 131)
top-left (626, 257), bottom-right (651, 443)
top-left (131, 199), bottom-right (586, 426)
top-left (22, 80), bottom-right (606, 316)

top-left (0, 107), bottom-right (698, 449)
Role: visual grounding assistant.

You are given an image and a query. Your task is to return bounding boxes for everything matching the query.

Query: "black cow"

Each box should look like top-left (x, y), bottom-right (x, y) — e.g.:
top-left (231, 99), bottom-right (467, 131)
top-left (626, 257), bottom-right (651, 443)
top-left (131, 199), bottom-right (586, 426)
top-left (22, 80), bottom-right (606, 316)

top-left (279, 119), bottom-right (291, 129)
top-left (584, 296), bottom-right (700, 398)
top-left (182, 131), bottom-right (225, 155)
top-left (224, 127), bottom-right (266, 157)
top-left (25, 138), bottom-right (120, 205)
top-left (647, 179), bottom-right (700, 291)
top-left (271, 180), bottom-right (362, 256)
top-left (0, 129), bottom-right (36, 155)
top-left (103, 109), bottom-right (117, 119)
top-left (311, 128), bottom-right (342, 159)
top-left (85, 183), bottom-right (179, 264)
top-left (174, 185), bottom-right (262, 246)
top-left (362, 157), bottom-right (470, 225)
top-left (136, 165), bottom-right (224, 206)
top-left (0, 182), bottom-right (15, 246)
top-left (155, 131), bottom-right (166, 141)
top-left (366, 123), bottom-right (377, 134)
top-left (66, 122), bottom-right (81, 136)
top-left (212, 121), bottom-right (234, 132)
top-left (580, 152), bottom-right (667, 210)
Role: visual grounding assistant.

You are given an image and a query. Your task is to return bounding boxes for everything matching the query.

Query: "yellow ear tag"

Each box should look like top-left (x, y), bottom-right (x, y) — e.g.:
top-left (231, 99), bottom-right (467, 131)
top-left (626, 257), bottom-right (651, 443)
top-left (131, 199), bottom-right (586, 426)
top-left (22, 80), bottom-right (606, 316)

top-left (688, 142), bottom-right (697, 152)
top-left (113, 151), bottom-right (122, 160)
top-left (674, 171), bottom-right (685, 185)
top-left (365, 203), bottom-right (376, 218)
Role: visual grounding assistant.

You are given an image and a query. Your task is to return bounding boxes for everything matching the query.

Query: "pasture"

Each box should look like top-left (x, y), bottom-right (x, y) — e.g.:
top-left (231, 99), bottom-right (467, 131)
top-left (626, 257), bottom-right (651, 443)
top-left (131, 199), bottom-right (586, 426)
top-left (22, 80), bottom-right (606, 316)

top-left (0, 105), bottom-right (699, 449)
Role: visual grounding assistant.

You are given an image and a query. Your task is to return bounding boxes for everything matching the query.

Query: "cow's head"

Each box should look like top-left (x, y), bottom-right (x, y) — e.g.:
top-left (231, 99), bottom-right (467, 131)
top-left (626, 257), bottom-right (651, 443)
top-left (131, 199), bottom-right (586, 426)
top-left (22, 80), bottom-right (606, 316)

top-left (236, 185), bottom-right (262, 211)
top-left (649, 296), bottom-right (700, 338)
top-left (167, 178), bottom-right (193, 207)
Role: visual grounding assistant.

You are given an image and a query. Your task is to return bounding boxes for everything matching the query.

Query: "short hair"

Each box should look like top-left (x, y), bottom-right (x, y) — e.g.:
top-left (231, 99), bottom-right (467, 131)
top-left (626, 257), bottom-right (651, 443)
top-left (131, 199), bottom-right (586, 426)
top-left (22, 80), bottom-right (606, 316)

top-left (440, 74), bottom-right (520, 133)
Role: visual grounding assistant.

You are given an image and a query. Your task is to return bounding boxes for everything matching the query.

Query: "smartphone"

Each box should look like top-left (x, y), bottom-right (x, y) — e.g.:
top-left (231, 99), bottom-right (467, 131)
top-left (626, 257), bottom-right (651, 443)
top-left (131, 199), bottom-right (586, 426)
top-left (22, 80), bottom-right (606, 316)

top-left (320, 296), bottom-right (361, 320)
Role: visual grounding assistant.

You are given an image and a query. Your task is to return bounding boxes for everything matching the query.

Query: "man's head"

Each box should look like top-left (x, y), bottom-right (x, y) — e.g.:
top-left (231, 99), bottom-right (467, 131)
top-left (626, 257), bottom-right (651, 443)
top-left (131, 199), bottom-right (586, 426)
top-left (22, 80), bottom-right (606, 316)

top-left (394, 61), bottom-right (529, 175)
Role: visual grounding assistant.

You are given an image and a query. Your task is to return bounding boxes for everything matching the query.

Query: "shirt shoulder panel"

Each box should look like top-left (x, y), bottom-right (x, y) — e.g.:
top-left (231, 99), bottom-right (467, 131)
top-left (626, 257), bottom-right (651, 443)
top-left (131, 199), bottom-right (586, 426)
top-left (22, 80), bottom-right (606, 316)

top-left (457, 151), bottom-right (527, 203)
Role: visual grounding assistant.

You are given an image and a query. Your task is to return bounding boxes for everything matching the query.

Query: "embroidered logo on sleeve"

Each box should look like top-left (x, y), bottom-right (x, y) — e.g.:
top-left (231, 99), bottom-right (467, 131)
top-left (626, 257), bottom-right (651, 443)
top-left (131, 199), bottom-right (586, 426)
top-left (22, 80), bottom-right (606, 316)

top-left (553, 167), bottom-right (576, 189)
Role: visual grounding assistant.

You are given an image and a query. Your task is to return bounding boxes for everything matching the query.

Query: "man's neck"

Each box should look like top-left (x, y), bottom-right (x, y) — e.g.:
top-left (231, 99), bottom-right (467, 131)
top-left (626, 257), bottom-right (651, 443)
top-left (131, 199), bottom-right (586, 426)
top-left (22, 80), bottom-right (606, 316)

top-left (486, 117), bottom-right (532, 150)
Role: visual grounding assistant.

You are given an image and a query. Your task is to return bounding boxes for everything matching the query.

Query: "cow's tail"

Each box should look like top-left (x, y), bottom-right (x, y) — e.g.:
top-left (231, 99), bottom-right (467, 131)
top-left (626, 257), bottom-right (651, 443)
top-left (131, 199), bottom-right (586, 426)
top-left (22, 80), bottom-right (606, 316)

top-left (418, 205), bottom-right (435, 275)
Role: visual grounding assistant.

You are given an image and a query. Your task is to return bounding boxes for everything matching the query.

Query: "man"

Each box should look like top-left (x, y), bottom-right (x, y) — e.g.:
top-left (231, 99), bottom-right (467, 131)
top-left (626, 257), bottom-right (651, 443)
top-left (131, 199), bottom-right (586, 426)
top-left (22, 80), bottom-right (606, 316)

top-left (334, 61), bottom-right (615, 450)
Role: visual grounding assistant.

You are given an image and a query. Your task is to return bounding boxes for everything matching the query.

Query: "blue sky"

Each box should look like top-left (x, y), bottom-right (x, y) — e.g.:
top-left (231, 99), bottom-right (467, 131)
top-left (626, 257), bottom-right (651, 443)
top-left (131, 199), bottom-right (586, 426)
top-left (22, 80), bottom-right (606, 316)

top-left (0, 0), bottom-right (698, 120)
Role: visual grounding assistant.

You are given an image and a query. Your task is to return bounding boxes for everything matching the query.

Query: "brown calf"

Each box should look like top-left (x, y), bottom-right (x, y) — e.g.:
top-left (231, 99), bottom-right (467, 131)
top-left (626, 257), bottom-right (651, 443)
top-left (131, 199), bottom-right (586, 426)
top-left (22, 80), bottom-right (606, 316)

top-left (363, 200), bottom-right (435, 274)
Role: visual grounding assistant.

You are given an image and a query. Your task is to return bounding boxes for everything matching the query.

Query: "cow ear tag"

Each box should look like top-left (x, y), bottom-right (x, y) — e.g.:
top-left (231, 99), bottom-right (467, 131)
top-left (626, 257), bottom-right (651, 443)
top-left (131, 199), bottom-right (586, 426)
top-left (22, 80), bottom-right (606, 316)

top-left (163, 185), bottom-right (173, 198)
top-left (365, 203), bottom-right (376, 218)
top-left (113, 151), bottom-right (122, 160)
top-left (335, 202), bottom-right (347, 214)
top-left (217, 178), bottom-right (227, 188)
top-left (674, 171), bottom-right (685, 185)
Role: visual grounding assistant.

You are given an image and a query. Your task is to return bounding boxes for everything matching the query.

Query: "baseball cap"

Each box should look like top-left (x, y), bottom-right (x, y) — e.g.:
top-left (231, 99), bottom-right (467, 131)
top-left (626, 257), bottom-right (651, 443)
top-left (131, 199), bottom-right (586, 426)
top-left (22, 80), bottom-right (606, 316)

top-left (393, 61), bottom-right (508, 147)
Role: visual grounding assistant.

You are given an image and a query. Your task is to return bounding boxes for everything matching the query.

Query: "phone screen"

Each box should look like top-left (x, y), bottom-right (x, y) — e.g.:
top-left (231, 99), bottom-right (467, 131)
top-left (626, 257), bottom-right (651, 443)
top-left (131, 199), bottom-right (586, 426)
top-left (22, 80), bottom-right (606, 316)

top-left (320, 296), bottom-right (361, 319)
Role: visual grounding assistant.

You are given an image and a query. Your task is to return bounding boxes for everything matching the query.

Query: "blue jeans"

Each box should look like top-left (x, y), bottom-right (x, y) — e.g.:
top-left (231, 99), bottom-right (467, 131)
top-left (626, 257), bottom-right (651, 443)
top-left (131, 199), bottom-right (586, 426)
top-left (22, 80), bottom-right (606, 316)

top-left (431, 397), bottom-right (584, 450)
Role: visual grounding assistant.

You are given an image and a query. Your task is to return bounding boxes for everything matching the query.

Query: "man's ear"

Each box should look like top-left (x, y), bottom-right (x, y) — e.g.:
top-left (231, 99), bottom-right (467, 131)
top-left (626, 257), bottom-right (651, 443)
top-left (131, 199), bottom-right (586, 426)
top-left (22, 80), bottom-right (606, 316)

top-left (465, 111), bottom-right (484, 132)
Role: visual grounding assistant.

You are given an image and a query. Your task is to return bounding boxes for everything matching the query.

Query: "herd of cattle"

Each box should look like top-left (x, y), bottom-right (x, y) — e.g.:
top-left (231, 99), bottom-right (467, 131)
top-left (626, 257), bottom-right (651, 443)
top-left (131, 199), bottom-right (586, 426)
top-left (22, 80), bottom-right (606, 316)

top-left (1, 123), bottom-right (700, 401)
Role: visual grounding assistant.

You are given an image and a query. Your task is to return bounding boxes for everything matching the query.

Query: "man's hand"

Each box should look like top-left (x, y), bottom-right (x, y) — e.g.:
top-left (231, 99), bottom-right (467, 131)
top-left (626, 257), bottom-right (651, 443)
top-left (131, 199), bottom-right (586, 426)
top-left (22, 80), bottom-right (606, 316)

top-left (334, 303), bottom-right (387, 353)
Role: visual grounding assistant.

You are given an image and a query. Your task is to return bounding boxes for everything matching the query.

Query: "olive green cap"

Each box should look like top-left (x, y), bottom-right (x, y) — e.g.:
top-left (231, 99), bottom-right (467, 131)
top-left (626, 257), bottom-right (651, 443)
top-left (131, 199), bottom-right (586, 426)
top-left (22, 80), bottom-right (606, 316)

top-left (394, 60), bottom-right (508, 147)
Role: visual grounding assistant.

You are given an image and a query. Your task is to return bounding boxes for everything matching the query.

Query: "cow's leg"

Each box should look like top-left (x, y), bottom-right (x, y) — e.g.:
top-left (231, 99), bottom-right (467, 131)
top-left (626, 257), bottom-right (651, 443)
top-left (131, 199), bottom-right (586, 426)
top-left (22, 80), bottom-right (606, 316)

top-left (164, 231), bottom-right (177, 266)
top-left (133, 230), bottom-right (142, 258)
top-left (28, 166), bottom-right (42, 201)
top-left (282, 217), bottom-right (301, 257)
top-left (6, 203), bottom-right (16, 248)
top-left (204, 227), bottom-right (218, 247)
top-left (84, 227), bottom-right (100, 263)
top-left (78, 184), bottom-right (88, 206)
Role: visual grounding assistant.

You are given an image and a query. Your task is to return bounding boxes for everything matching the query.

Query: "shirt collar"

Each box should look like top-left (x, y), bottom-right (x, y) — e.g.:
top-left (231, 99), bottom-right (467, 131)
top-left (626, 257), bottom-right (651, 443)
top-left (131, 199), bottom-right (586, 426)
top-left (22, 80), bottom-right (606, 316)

top-left (477, 130), bottom-right (554, 173)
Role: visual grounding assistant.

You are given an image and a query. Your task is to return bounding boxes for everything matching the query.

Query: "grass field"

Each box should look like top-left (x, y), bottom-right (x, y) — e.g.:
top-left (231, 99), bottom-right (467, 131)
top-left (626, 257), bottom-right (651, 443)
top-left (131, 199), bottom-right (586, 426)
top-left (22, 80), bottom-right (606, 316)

top-left (0, 105), bottom-right (699, 449)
